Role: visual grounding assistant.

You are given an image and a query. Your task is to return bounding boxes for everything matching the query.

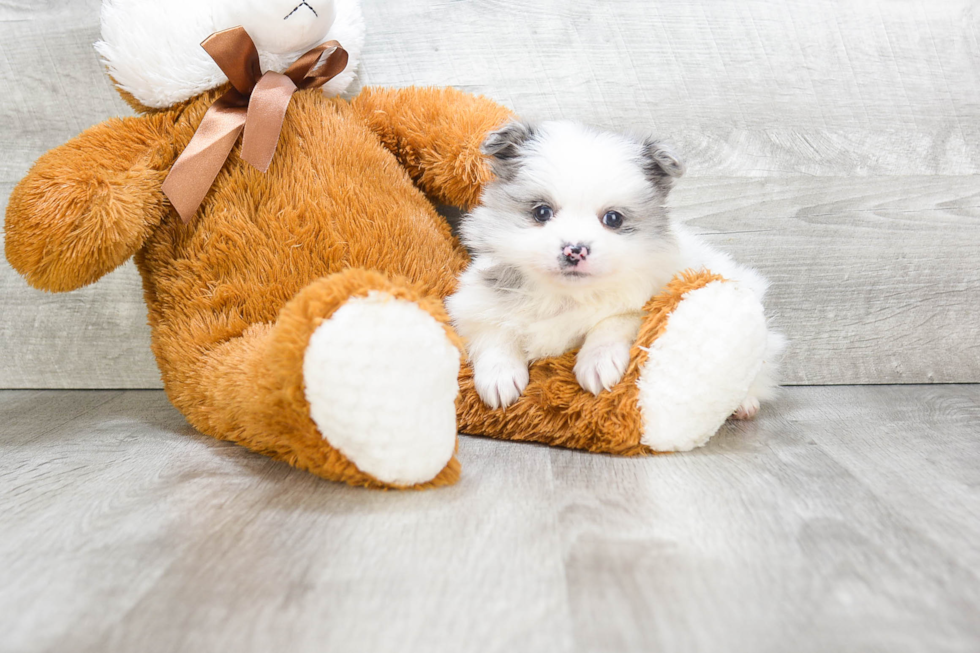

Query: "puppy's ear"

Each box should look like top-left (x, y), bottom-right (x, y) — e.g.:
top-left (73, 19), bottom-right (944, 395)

top-left (641, 139), bottom-right (685, 192)
top-left (482, 120), bottom-right (535, 180)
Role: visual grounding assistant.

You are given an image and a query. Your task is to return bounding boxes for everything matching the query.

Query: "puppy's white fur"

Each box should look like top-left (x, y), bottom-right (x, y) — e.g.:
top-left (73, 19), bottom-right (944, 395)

top-left (447, 121), bottom-right (784, 413)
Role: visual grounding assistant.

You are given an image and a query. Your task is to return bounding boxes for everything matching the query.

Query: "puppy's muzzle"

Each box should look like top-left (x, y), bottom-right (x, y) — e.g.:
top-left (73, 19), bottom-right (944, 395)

top-left (561, 243), bottom-right (590, 266)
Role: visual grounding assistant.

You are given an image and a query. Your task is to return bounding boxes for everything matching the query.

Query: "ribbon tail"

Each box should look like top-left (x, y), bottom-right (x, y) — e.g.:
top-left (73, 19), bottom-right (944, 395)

top-left (241, 72), bottom-right (298, 173)
top-left (162, 96), bottom-right (248, 223)
top-left (305, 44), bottom-right (349, 88)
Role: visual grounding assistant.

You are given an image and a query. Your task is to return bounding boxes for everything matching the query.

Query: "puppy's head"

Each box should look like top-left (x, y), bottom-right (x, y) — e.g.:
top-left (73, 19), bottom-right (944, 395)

top-left (464, 120), bottom-right (684, 291)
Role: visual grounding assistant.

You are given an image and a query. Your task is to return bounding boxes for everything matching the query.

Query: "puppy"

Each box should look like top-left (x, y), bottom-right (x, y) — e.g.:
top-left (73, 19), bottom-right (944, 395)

top-left (446, 120), bottom-right (784, 416)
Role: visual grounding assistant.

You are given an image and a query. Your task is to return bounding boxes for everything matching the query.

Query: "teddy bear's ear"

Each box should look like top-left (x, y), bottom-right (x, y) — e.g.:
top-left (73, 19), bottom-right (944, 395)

top-left (96, 0), bottom-right (220, 109)
top-left (640, 138), bottom-right (685, 192)
top-left (482, 120), bottom-right (536, 181)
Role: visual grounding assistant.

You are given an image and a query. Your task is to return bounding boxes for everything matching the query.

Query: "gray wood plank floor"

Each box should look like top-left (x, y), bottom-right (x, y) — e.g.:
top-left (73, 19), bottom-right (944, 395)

top-left (1, 386), bottom-right (978, 653)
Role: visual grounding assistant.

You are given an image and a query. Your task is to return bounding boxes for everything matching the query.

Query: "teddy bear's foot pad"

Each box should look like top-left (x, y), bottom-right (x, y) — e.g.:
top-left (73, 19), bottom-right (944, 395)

top-left (637, 281), bottom-right (768, 452)
top-left (303, 291), bottom-right (460, 486)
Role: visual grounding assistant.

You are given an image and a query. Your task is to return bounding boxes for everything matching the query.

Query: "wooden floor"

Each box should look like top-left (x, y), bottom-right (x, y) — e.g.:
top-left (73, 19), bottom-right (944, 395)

top-left (1, 386), bottom-right (978, 653)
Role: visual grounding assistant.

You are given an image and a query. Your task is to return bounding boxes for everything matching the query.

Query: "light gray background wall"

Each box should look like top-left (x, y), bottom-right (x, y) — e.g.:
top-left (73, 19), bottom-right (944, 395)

top-left (2, 0), bottom-right (978, 388)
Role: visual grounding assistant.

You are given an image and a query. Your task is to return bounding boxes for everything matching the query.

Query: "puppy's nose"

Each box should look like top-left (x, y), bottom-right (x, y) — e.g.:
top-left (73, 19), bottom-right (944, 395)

top-left (562, 243), bottom-right (590, 265)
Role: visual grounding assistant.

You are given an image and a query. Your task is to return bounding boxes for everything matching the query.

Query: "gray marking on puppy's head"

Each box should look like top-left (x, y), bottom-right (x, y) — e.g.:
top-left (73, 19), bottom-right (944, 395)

top-left (482, 120), bottom-right (537, 182)
top-left (479, 263), bottom-right (527, 295)
top-left (640, 138), bottom-right (685, 193)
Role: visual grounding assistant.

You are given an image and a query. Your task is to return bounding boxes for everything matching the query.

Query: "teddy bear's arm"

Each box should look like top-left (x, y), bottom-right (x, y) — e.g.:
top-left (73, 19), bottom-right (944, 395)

top-left (5, 113), bottom-right (176, 292)
top-left (351, 87), bottom-right (514, 211)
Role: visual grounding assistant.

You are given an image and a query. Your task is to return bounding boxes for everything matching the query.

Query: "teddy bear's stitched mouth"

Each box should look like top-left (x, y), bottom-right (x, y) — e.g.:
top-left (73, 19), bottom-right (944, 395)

top-left (284, 1), bottom-right (318, 20)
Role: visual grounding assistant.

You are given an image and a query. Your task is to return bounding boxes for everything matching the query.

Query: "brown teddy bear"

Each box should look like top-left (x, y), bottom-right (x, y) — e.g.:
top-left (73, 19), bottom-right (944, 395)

top-left (5, 0), bottom-right (775, 489)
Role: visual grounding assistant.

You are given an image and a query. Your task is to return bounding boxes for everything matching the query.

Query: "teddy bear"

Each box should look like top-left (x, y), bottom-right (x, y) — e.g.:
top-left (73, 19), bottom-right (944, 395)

top-left (4, 0), bottom-right (775, 489)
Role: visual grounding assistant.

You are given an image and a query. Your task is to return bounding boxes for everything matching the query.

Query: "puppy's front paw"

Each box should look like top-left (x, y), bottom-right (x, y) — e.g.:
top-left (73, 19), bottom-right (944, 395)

top-left (574, 340), bottom-right (631, 395)
top-left (473, 351), bottom-right (530, 409)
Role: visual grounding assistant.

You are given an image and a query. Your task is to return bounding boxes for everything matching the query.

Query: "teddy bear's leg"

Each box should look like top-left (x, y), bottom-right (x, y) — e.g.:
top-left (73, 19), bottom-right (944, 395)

top-left (632, 277), bottom-right (770, 451)
top-left (174, 269), bottom-right (462, 489)
top-left (456, 271), bottom-right (770, 455)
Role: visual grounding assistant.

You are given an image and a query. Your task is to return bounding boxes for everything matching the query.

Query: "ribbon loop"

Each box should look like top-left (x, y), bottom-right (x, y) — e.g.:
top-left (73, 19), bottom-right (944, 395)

top-left (161, 27), bottom-right (348, 223)
top-left (202, 27), bottom-right (262, 97)
top-left (286, 42), bottom-right (349, 90)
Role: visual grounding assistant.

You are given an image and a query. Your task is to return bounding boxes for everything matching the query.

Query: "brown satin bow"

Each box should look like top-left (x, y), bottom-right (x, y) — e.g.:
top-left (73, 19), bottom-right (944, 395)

top-left (161, 27), bottom-right (348, 223)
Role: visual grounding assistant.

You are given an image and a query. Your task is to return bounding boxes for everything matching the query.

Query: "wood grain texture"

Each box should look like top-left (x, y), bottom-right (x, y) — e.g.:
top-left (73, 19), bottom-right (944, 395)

top-left (2, 0), bottom-right (979, 386)
top-left (0, 386), bottom-right (978, 652)
top-left (0, 0), bottom-right (160, 389)
top-left (673, 176), bottom-right (980, 384)
top-left (360, 0), bottom-right (980, 177)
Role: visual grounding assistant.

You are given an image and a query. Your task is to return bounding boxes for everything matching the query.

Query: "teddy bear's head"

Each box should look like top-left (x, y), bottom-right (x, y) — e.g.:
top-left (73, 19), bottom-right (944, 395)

top-left (96, 0), bottom-right (365, 111)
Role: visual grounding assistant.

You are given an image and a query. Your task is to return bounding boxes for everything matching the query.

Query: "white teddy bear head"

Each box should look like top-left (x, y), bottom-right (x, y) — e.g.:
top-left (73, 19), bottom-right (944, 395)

top-left (97, 0), bottom-right (365, 109)
top-left (213, 1), bottom-right (336, 55)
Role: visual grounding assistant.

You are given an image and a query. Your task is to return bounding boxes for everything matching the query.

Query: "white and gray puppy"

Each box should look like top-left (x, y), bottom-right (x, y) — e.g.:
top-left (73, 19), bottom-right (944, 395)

top-left (446, 120), bottom-right (784, 415)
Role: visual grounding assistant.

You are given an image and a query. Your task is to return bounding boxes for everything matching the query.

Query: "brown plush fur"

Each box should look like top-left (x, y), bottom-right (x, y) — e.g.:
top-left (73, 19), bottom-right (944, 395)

top-left (7, 85), bottom-right (507, 489)
top-left (457, 270), bottom-right (726, 455)
top-left (5, 82), bottom-right (724, 488)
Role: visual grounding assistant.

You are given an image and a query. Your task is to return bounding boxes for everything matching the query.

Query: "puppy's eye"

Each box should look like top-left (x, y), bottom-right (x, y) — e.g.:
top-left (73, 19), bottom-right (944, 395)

top-left (532, 205), bottom-right (554, 223)
top-left (602, 210), bottom-right (624, 229)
